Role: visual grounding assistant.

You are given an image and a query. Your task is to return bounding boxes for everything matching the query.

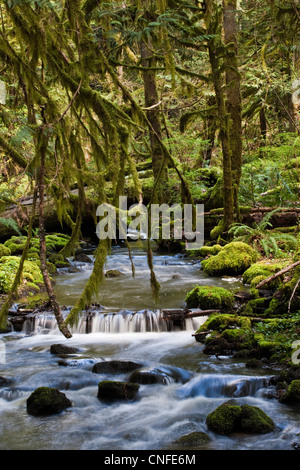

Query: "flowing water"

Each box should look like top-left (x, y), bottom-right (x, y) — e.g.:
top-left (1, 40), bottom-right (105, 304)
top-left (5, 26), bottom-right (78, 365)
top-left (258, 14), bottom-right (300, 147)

top-left (0, 245), bottom-right (300, 451)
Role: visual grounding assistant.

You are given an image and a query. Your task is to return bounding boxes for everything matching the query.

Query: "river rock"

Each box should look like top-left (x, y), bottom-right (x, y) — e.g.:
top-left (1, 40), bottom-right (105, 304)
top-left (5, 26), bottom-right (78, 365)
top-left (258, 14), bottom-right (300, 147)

top-left (279, 380), bottom-right (300, 404)
top-left (174, 431), bottom-right (211, 447)
top-left (105, 269), bottom-right (125, 278)
top-left (74, 253), bottom-right (92, 263)
top-left (206, 400), bottom-right (275, 435)
top-left (26, 386), bottom-right (72, 416)
top-left (97, 380), bottom-right (140, 401)
top-left (92, 360), bottom-right (143, 374)
top-left (50, 343), bottom-right (80, 355)
top-left (128, 367), bottom-right (178, 385)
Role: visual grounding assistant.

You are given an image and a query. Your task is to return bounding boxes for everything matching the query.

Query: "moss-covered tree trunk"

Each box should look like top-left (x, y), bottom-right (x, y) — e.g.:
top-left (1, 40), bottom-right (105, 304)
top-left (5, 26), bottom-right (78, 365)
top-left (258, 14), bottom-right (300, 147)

top-left (140, 34), bottom-right (168, 203)
top-left (37, 127), bottom-right (72, 339)
top-left (222, 0), bottom-right (242, 221)
top-left (206, 0), bottom-right (234, 230)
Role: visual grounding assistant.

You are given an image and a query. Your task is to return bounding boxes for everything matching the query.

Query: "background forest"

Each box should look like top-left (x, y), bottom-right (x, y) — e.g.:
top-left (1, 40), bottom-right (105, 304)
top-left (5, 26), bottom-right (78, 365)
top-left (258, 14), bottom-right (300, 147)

top-left (0, 0), bottom-right (299, 337)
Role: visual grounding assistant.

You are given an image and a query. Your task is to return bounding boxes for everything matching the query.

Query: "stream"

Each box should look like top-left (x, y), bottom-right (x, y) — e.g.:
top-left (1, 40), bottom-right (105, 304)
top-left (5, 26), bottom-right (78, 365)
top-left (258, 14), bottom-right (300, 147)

top-left (0, 245), bottom-right (300, 451)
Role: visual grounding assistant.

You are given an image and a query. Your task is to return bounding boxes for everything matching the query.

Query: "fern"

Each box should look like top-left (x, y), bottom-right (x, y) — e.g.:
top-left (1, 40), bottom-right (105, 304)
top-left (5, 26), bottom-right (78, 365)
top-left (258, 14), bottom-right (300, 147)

top-left (0, 217), bottom-right (22, 235)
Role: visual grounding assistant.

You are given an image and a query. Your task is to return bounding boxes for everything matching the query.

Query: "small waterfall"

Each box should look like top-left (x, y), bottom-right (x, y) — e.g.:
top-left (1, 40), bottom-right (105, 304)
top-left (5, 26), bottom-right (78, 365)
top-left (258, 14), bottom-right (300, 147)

top-left (22, 309), bottom-right (204, 335)
top-left (177, 373), bottom-right (269, 399)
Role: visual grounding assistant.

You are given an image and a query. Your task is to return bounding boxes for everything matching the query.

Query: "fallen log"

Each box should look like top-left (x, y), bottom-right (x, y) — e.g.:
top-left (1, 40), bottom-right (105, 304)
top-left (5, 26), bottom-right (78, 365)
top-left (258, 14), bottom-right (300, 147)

top-left (161, 308), bottom-right (220, 320)
top-left (255, 260), bottom-right (300, 289)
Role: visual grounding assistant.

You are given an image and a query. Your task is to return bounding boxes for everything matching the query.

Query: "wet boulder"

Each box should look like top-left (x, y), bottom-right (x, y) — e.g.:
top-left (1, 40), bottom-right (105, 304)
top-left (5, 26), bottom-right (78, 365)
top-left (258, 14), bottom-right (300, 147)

top-left (206, 400), bottom-right (275, 435)
top-left (97, 380), bottom-right (140, 401)
top-left (174, 431), bottom-right (211, 447)
top-left (279, 380), bottom-right (300, 404)
top-left (92, 360), bottom-right (143, 374)
top-left (26, 386), bottom-right (72, 416)
top-left (74, 253), bottom-right (92, 263)
top-left (105, 269), bottom-right (125, 278)
top-left (50, 343), bottom-right (80, 355)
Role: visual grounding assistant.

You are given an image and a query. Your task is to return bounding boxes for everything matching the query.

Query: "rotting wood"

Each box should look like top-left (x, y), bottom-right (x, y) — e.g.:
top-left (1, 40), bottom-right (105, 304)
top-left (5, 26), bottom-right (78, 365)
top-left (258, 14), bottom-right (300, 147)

top-left (161, 308), bottom-right (220, 320)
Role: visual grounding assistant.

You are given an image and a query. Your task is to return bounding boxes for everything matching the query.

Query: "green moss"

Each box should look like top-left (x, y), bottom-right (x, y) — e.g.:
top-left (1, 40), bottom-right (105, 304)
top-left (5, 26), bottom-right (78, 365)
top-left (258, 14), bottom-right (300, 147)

top-left (202, 242), bottom-right (259, 277)
top-left (48, 253), bottom-right (70, 268)
top-left (185, 285), bottom-right (234, 310)
top-left (197, 314), bottom-right (251, 334)
top-left (206, 400), bottom-right (242, 435)
top-left (0, 256), bottom-right (43, 294)
top-left (206, 401), bottom-right (275, 435)
top-left (239, 405), bottom-right (275, 433)
top-left (188, 244), bottom-right (222, 258)
top-left (174, 431), bottom-right (211, 447)
top-left (26, 386), bottom-right (72, 416)
top-left (279, 380), bottom-right (300, 404)
top-left (0, 243), bottom-right (11, 258)
top-left (243, 261), bottom-right (285, 289)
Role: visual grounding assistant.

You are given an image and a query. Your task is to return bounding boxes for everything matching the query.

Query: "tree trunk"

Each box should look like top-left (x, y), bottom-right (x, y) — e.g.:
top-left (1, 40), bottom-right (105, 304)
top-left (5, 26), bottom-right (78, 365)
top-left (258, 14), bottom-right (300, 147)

top-left (140, 38), bottom-right (168, 203)
top-left (222, 0), bottom-right (243, 221)
top-left (37, 127), bottom-right (72, 339)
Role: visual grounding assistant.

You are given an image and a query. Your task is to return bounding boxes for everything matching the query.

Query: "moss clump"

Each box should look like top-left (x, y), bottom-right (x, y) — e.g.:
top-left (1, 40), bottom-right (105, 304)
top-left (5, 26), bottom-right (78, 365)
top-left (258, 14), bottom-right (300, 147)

top-left (279, 380), bottom-right (300, 404)
top-left (197, 313), bottom-right (251, 333)
top-left (243, 261), bottom-right (285, 289)
top-left (201, 242), bottom-right (259, 277)
top-left (26, 386), bottom-right (72, 416)
top-left (0, 256), bottom-right (43, 294)
top-left (48, 253), bottom-right (70, 268)
top-left (206, 400), bottom-right (242, 435)
top-left (185, 285), bottom-right (234, 310)
top-left (206, 400), bottom-right (275, 435)
top-left (0, 244), bottom-right (11, 258)
top-left (3, 233), bottom-right (70, 257)
top-left (187, 244), bottom-right (222, 259)
top-left (239, 405), bottom-right (275, 433)
top-left (174, 431), bottom-right (211, 447)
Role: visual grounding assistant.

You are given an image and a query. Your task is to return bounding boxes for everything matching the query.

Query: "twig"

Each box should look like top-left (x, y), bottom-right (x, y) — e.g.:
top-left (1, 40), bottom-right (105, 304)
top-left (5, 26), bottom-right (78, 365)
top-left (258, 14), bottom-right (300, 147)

top-left (255, 260), bottom-right (300, 289)
top-left (288, 276), bottom-right (300, 313)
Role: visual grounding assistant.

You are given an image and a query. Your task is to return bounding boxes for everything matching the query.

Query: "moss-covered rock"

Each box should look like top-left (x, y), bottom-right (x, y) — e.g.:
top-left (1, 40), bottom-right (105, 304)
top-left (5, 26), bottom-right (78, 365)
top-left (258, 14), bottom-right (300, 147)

top-left (201, 242), bottom-right (259, 277)
top-left (206, 400), bottom-right (275, 435)
top-left (185, 285), bottom-right (235, 310)
top-left (48, 253), bottom-right (70, 268)
top-left (26, 386), bottom-right (72, 416)
top-left (206, 400), bottom-right (242, 435)
top-left (279, 380), bottom-right (300, 404)
top-left (0, 243), bottom-right (11, 258)
top-left (97, 380), bottom-right (140, 401)
top-left (174, 431), bottom-right (211, 447)
top-left (239, 404), bottom-right (275, 433)
top-left (0, 256), bottom-right (43, 294)
top-left (187, 244), bottom-right (222, 259)
top-left (243, 261), bottom-right (285, 289)
top-left (104, 269), bottom-right (125, 278)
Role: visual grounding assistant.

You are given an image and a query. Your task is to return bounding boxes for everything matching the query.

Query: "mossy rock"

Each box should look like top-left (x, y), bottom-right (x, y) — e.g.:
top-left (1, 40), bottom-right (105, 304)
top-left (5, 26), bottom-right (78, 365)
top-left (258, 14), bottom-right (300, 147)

top-left (206, 400), bottom-right (242, 435)
top-left (0, 256), bottom-right (43, 294)
top-left (104, 269), bottom-right (125, 278)
top-left (174, 431), bottom-right (211, 447)
top-left (26, 386), bottom-right (72, 416)
top-left (201, 242), bottom-right (259, 277)
top-left (206, 400), bottom-right (275, 435)
top-left (243, 261), bottom-right (285, 289)
top-left (0, 243), bottom-right (11, 258)
top-left (97, 380), bottom-right (140, 401)
top-left (48, 253), bottom-right (70, 268)
top-left (187, 244), bottom-right (222, 259)
top-left (185, 285), bottom-right (235, 310)
top-left (239, 405), bottom-right (275, 433)
top-left (279, 380), bottom-right (300, 404)
top-left (197, 314), bottom-right (251, 334)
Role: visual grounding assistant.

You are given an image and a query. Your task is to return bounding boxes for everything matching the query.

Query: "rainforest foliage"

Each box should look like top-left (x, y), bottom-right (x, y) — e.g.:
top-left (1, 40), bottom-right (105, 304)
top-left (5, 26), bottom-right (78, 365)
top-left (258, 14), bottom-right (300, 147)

top-left (0, 0), bottom-right (299, 337)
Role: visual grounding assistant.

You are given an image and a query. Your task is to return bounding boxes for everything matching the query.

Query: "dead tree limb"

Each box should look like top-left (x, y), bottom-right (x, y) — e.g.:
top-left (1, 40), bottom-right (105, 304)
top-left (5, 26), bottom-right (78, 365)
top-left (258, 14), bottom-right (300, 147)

top-left (255, 260), bottom-right (300, 289)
